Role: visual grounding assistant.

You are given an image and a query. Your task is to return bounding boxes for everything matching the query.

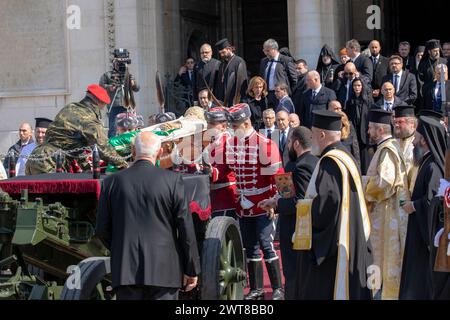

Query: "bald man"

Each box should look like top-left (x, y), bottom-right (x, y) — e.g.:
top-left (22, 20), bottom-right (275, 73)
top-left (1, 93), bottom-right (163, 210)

top-left (97, 131), bottom-right (201, 300)
top-left (288, 113), bottom-right (300, 128)
top-left (3, 122), bottom-right (33, 172)
top-left (194, 43), bottom-right (221, 99)
top-left (299, 70), bottom-right (337, 128)
top-left (335, 62), bottom-right (372, 107)
top-left (276, 110), bottom-right (293, 166)
top-left (369, 40), bottom-right (390, 100)
top-left (375, 81), bottom-right (405, 111)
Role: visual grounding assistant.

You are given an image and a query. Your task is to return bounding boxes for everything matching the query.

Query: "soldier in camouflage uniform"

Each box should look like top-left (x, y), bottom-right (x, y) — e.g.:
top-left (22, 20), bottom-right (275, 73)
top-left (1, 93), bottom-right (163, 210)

top-left (26, 84), bottom-right (128, 175)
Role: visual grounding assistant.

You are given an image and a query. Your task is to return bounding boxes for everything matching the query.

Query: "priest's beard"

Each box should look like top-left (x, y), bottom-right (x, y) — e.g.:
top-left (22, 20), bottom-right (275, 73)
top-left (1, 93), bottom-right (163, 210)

top-left (202, 57), bottom-right (211, 63)
top-left (413, 144), bottom-right (426, 166)
top-left (288, 146), bottom-right (297, 162)
top-left (394, 127), bottom-right (415, 139)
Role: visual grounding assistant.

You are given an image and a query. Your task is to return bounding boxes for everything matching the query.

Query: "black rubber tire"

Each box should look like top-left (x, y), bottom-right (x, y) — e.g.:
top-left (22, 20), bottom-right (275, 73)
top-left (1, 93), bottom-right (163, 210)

top-left (200, 216), bottom-right (245, 300)
top-left (60, 257), bottom-right (111, 300)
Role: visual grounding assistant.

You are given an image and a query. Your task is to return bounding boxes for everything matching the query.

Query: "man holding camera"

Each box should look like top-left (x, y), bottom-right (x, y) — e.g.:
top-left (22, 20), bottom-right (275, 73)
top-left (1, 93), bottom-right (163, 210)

top-left (100, 48), bottom-right (140, 138)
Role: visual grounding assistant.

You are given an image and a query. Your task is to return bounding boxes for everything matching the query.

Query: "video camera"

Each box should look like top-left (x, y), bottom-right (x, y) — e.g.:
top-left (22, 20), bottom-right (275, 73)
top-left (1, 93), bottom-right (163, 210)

top-left (112, 48), bottom-right (132, 84)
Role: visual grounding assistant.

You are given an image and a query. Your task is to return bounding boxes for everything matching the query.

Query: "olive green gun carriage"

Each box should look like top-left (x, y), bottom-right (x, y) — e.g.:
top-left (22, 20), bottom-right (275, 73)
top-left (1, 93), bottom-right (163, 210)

top-left (0, 172), bottom-right (246, 300)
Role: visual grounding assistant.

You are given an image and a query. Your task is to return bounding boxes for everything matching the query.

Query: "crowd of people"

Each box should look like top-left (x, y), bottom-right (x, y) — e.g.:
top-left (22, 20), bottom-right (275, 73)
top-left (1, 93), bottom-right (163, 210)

top-left (1, 36), bottom-right (450, 301)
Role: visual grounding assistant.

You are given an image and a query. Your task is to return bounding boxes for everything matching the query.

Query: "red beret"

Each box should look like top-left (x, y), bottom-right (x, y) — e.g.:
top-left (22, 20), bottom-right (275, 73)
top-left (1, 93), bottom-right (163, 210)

top-left (87, 84), bottom-right (111, 104)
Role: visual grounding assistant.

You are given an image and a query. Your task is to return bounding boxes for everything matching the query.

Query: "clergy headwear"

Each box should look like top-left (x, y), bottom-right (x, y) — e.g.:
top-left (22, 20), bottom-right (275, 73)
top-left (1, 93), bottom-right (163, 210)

top-left (369, 109), bottom-right (393, 125)
top-left (215, 38), bottom-right (232, 51)
top-left (416, 115), bottom-right (447, 174)
top-left (425, 39), bottom-right (441, 51)
top-left (312, 110), bottom-right (342, 131)
top-left (34, 117), bottom-right (53, 129)
top-left (418, 109), bottom-right (444, 121)
top-left (393, 104), bottom-right (415, 118)
top-left (205, 107), bottom-right (228, 123)
top-left (227, 103), bottom-right (251, 123)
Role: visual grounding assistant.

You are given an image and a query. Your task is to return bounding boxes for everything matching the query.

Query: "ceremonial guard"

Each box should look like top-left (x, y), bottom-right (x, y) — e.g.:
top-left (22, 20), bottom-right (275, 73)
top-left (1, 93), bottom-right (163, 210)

top-left (223, 103), bottom-right (284, 300)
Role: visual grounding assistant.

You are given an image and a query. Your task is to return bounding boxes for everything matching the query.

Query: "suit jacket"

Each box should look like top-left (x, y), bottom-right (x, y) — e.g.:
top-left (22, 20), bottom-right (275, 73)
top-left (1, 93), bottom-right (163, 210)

top-left (299, 86), bottom-right (337, 129)
top-left (276, 96), bottom-right (295, 114)
top-left (353, 54), bottom-right (374, 83)
top-left (374, 96), bottom-right (405, 111)
top-left (292, 74), bottom-right (307, 111)
top-left (277, 151), bottom-right (319, 217)
top-left (272, 128), bottom-right (293, 166)
top-left (371, 55), bottom-right (390, 90)
top-left (382, 70), bottom-right (417, 105)
top-left (96, 160), bottom-right (201, 289)
top-left (260, 54), bottom-right (298, 93)
top-left (422, 80), bottom-right (450, 111)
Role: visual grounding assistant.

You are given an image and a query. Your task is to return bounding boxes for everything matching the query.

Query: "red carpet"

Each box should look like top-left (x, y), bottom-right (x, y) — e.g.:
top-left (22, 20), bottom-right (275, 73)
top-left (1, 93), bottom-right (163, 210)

top-left (243, 243), bottom-right (285, 300)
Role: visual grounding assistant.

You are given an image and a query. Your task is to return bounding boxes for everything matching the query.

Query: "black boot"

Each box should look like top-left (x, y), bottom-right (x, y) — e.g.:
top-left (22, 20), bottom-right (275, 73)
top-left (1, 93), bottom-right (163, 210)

top-left (265, 259), bottom-right (284, 300)
top-left (244, 260), bottom-right (265, 300)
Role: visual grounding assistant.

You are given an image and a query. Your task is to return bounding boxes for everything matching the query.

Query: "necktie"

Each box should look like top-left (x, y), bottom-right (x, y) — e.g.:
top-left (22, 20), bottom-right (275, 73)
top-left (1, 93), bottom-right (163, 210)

top-left (386, 102), bottom-right (392, 111)
top-left (394, 74), bottom-right (399, 93)
top-left (267, 129), bottom-right (272, 140)
top-left (280, 131), bottom-right (286, 152)
top-left (266, 59), bottom-right (275, 89)
top-left (372, 56), bottom-right (378, 66)
top-left (312, 90), bottom-right (317, 100)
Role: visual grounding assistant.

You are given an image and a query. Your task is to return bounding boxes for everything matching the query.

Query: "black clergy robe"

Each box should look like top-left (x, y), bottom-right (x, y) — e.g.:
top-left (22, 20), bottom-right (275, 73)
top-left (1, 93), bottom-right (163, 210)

top-left (295, 142), bottom-right (373, 300)
top-left (277, 151), bottom-right (318, 299)
top-left (399, 153), bottom-right (443, 299)
top-left (214, 54), bottom-right (248, 107)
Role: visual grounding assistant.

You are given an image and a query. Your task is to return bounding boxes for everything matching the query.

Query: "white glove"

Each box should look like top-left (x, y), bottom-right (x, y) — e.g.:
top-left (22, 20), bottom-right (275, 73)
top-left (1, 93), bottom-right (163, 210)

top-left (434, 228), bottom-right (444, 248)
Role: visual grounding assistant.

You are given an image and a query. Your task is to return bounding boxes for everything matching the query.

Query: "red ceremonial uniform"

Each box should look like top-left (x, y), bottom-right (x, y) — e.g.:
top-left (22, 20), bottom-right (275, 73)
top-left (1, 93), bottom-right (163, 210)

top-left (209, 131), bottom-right (238, 213)
top-left (224, 129), bottom-right (283, 217)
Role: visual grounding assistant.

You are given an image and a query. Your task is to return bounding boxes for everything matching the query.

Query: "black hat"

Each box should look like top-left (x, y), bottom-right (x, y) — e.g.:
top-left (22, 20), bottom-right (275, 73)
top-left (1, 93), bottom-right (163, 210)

top-left (419, 109), bottom-right (444, 120)
top-left (416, 115), bottom-right (447, 173)
top-left (227, 103), bottom-right (251, 123)
top-left (425, 39), bottom-right (441, 51)
top-left (393, 104), bottom-right (415, 118)
top-left (215, 38), bottom-right (232, 51)
top-left (205, 107), bottom-right (228, 123)
top-left (312, 110), bottom-right (342, 131)
top-left (369, 109), bottom-right (392, 125)
top-left (34, 117), bottom-right (53, 129)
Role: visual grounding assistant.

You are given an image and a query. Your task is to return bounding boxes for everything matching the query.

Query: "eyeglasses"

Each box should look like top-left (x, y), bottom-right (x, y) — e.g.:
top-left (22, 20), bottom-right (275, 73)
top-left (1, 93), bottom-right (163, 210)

top-left (344, 72), bottom-right (354, 76)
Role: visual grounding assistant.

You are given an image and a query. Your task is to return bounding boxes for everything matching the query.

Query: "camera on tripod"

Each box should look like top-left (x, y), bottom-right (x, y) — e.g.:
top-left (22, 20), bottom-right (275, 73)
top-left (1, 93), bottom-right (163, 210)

top-left (112, 48), bottom-right (132, 84)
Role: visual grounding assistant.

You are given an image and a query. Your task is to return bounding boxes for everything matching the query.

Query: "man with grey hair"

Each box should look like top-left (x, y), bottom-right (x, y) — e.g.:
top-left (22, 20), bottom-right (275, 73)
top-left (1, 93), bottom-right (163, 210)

top-left (4, 122), bottom-right (34, 172)
top-left (288, 113), bottom-right (300, 128)
top-left (299, 70), bottom-right (337, 129)
top-left (194, 43), bottom-right (221, 99)
top-left (96, 131), bottom-right (201, 300)
top-left (363, 109), bottom-right (409, 299)
top-left (260, 38), bottom-right (297, 106)
top-left (346, 39), bottom-right (373, 82)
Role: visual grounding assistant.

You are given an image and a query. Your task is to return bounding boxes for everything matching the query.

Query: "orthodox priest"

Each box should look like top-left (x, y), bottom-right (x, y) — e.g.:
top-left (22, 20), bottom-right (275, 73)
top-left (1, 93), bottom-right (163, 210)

top-left (393, 105), bottom-right (417, 193)
top-left (214, 38), bottom-right (248, 107)
top-left (295, 110), bottom-right (372, 300)
top-left (399, 115), bottom-right (447, 299)
top-left (363, 109), bottom-right (410, 299)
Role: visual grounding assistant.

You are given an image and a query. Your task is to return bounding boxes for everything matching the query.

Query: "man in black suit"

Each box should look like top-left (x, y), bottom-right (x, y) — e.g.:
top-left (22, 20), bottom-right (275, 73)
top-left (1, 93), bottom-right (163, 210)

top-left (298, 70), bottom-right (337, 129)
top-left (382, 55), bottom-right (417, 105)
top-left (334, 62), bottom-right (371, 107)
top-left (369, 40), bottom-right (390, 102)
top-left (398, 41), bottom-right (415, 72)
top-left (258, 126), bottom-right (318, 300)
top-left (194, 43), bottom-right (221, 100)
top-left (260, 38), bottom-right (297, 106)
top-left (291, 59), bottom-right (309, 112)
top-left (96, 131), bottom-right (201, 300)
top-left (346, 39), bottom-right (373, 82)
top-left (275, 110), bottom-right (293, 166)
top-left (175, 57), bottom-right (196, 110)
top-left (375, 81), bottom-right (405, 111)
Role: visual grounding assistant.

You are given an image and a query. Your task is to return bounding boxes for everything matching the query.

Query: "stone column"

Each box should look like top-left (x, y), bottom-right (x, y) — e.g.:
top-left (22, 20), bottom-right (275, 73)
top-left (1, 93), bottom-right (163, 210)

top-left (288, 0), bottom-right (348, 69)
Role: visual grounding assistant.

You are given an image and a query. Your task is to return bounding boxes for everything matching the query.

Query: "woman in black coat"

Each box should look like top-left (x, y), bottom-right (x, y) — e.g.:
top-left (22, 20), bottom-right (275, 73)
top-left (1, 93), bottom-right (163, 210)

top-left (241, 76), bottom-right (268, 130)
top-left (345, 77), bottom-right (373, 174)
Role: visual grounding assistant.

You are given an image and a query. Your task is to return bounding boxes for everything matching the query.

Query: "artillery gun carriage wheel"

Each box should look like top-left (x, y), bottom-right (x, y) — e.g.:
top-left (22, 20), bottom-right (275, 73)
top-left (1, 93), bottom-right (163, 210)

top-left (200, 216), bottom-right (246, 300)
top-left (60, 257), bottom-right (113, 300)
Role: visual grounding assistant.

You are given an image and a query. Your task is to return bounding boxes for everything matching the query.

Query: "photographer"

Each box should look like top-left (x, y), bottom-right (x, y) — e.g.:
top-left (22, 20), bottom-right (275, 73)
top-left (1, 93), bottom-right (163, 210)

top-left (100, 48), bottom-right (140, 138)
